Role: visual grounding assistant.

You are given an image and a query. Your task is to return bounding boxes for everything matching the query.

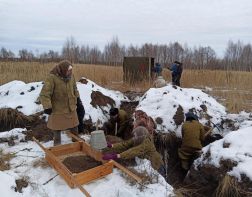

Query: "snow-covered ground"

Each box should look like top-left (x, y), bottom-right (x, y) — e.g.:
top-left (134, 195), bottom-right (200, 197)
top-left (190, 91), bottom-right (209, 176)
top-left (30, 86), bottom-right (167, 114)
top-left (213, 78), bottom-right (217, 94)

top-left (1, 79), bottom-right (252, 196)
top-left (195, 126), bottom-right (252, 181)
top-left (0, 129), bottom-right (173, 197)
top-left (0, 79), bottom-right (128, 125)
top-left (136, 84), bottom-right (227, 135)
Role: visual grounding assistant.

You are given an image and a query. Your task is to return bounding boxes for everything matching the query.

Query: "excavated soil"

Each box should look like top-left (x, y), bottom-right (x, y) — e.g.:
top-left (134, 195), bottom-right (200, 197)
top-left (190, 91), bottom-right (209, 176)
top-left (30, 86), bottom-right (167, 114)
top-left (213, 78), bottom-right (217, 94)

top-left (173, 105), bottom-right (184, 126)
top-left (62, 155), bottom-right (102, 173)
top-left (23, 117), bottom-right (53, 142)
top-left (90, 91), bottom-right (115, 108)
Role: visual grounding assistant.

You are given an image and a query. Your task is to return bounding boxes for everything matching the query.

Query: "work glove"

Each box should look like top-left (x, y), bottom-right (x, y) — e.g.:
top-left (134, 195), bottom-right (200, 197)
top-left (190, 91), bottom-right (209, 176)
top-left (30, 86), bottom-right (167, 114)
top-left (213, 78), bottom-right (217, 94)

top-left (44, 108), bottom-right (52, 115)
top-left (107, 142), bottom-right (113, 148)
top-left (102, 153), bottom-right (118, 160)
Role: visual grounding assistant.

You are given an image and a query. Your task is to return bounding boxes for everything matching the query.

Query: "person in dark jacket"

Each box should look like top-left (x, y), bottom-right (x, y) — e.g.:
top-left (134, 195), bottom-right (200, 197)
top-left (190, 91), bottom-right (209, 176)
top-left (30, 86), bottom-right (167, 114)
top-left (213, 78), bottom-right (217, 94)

top-left (76, 97), bottom-right (85, 133)
top-left (170, 61), bottom-right (183, 86)
top-left (103, 108), bottom-right (132, 140)
top-left (102, 126), bottom-right (166, 178)
top-left (153, 62), bottom-right (163, 77)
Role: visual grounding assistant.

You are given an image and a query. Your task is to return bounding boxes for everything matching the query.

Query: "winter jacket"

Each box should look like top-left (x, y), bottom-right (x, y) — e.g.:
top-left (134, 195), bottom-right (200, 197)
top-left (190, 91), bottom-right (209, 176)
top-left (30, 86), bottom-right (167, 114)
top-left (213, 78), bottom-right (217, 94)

top-left (111, 136), bottom-right (164, 170)
top-left (181, 120), bottom-right (205, 150)
top-left (40, 74), bottom-right (80, 130)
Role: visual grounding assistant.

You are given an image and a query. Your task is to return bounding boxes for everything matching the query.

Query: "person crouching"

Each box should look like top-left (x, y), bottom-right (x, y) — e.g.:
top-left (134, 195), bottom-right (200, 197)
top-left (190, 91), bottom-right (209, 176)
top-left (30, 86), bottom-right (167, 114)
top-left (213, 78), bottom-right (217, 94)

top-left (102, 126), bottom-right (166, 179)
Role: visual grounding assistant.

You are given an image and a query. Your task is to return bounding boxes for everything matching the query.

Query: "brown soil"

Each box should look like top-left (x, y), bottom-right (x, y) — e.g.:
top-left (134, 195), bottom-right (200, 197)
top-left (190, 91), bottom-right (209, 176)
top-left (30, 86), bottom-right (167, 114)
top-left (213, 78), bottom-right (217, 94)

top-left (23, 117), bottom-right (53, 142)
top-left (90, 91), bottom-right (115, 108)
top-left (62, 155), bottom-right (102, 173)
top-left (173, 105), bottom-right (184, 125)
top-left (79, 78), bottom-right (88, 84)
top-left (15, 178), bottom-right (28, 193)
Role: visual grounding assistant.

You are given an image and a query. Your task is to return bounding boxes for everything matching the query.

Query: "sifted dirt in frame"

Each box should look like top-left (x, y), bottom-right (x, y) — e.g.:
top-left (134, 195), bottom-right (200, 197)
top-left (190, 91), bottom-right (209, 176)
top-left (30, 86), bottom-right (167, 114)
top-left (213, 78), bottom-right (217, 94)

top-left (62, 155), bottom-right (102, 173)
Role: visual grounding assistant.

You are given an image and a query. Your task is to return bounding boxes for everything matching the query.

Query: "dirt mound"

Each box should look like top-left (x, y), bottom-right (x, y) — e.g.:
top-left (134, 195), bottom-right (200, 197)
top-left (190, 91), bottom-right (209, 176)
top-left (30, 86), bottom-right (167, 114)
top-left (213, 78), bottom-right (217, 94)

top-left (23, 117), bottom-right (53, 142)
top-left (14, 178), bottom-right (28, 193)
top-left (184, 157), bottom-right (252, 196)
top-left (79, 78), bottom-right (88, 84)
top-left (62, 155), bottom-right (102, 173)
top-left (120, 101), bottom-right (139, 117)
top-left (90, 91), bottom-right (115, 108)
top-left (0, 108), bottom-right (35, 132)
top-left (173, 105), bottom-right (184, 125)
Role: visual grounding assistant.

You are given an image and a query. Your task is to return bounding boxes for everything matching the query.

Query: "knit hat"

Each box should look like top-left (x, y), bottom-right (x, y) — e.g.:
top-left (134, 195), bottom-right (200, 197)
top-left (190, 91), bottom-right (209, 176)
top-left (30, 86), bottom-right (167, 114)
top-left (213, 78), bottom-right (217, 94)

top-left (132, 126), bottom-right (149, 146)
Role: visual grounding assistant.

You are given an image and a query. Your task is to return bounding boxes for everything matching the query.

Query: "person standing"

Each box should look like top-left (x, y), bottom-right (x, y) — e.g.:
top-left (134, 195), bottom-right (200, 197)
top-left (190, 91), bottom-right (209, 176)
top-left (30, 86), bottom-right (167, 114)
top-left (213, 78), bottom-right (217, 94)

top-left (170, 61), bottom-right (183, 86)
top-left (40, 60), bottom-right (80, 145)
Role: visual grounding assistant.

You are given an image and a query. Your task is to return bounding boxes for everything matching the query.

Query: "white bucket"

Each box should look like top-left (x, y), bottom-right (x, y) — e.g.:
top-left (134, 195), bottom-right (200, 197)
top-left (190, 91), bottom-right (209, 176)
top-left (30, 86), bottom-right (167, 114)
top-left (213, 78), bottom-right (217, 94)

top-left (90, 130), bottom-right (107, 150)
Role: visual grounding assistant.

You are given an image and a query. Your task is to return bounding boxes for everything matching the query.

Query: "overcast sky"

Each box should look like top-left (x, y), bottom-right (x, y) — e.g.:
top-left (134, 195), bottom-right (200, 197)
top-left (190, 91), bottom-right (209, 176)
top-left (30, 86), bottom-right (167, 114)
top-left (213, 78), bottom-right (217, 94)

top-left (0, 0), bottom-right (252, 56)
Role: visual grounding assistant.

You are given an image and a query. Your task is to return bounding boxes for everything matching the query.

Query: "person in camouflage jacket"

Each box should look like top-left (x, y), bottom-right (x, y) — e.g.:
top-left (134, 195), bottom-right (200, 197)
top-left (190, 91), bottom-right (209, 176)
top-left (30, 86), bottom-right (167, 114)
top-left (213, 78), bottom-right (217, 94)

top-left (178, 112), bottom-right (206, 171)
top-left (103, 107), bottom-right (132, 140)
top-left (102, 126), bottom-right (166, 178)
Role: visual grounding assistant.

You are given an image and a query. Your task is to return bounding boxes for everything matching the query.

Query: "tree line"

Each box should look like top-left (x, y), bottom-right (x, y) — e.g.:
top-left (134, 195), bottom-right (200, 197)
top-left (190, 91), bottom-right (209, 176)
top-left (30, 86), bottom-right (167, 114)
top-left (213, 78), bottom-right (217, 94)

top-left (1, 37), bottom-right (251, 71)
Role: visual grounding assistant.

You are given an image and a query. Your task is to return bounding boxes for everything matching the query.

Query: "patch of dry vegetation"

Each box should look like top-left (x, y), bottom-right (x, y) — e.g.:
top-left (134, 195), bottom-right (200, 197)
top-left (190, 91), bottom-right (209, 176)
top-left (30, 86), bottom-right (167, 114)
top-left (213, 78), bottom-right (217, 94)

top-left (0, 61), bottom-right (251, 112)
top-left (0, 149), bottom-right (16, 171)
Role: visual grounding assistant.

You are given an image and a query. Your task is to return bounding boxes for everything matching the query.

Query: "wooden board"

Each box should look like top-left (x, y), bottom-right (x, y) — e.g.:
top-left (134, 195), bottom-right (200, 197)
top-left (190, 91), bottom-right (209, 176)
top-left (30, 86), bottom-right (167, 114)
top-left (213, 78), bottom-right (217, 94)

top-left (74, 161), bottom-right (114, 185)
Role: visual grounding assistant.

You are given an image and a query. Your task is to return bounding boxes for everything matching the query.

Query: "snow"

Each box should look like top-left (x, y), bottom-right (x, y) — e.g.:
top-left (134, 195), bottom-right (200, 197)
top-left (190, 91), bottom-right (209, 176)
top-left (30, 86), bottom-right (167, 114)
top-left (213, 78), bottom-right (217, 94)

top-left (0, 79), bottom-right (129, 125)
top-left (78, 77), bottom-right (129, 125)
top-left (0, 80), bottom-right (44, 115)
top-left (136, 83), bottom-right (227, 135)
top-left (0, 129), bottom-right (174, 197)
top-left (1, 79), bottom-right (252, 196)
top-left (195, 126), bottom-right (252, 181)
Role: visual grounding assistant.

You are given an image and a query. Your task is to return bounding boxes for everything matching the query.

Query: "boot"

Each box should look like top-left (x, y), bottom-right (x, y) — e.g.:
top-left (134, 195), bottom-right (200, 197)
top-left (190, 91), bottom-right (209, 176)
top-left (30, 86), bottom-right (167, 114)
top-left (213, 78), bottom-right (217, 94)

top-left (53, 131), bottom-right (61, 146)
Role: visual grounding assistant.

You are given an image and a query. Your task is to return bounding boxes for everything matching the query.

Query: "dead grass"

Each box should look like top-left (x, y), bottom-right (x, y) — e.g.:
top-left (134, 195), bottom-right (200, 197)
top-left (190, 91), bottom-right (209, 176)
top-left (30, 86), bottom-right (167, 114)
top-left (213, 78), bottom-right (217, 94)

top-left (32, 158), bottom-right (49, 169)
top-left (0, 149), bottom-right (16, 171)
top-left (0, 108), bottom-right (35, 132)
top-left (0, 61), bottom-right (251, 112)
top-left (214, 175), bottom-right (244, 197)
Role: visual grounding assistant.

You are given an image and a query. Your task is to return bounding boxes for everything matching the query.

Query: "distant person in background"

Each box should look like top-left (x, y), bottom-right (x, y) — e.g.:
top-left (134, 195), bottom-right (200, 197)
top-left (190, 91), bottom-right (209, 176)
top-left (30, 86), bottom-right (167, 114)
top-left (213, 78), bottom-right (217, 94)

top-left (40, 60), bottom-right (80, 145)
top-left (170, 61), bottom-right (183, 86)
top-left (103, 107), bottom-right (132, 140)
top-left (153, 62), bottom-right (163, 77)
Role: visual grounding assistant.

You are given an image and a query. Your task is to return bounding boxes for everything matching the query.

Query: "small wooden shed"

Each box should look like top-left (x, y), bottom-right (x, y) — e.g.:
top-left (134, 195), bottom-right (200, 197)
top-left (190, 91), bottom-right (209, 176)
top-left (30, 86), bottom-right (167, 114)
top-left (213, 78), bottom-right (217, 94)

top-left (123, 57), bottom-right (155, 84)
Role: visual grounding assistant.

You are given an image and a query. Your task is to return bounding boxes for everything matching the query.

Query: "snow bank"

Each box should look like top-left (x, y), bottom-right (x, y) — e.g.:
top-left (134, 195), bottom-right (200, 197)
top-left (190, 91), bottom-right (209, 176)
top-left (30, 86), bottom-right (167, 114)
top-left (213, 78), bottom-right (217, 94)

top-left (136, 84), bottom-right (227, 135)
top-left (0, 129), bottom-right (174, 197)
top-left (78, 78), bottom-right (129, 124)
top-left (195, 126), bottom-right (252, 181)
top-left (0, 80), bottom-right (43, 115)
top-left (0, 79), bottom-right (128, 124)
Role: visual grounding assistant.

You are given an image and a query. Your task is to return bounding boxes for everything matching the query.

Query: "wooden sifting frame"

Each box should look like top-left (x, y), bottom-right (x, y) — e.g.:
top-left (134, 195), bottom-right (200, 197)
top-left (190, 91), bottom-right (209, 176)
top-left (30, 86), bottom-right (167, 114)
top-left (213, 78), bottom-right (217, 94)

top-left (33, 132), bottom-right (142, 197)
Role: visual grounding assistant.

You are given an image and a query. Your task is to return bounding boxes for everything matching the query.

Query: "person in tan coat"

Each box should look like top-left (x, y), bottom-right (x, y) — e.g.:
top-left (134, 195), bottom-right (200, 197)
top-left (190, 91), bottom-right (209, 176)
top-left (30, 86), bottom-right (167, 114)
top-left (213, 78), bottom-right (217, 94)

top-left (102, 126), bottom-right (166, 178)
top-left (178, 112), bottom-right (206, 171)
top-left (40, 60), bottom-right (80, 145)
